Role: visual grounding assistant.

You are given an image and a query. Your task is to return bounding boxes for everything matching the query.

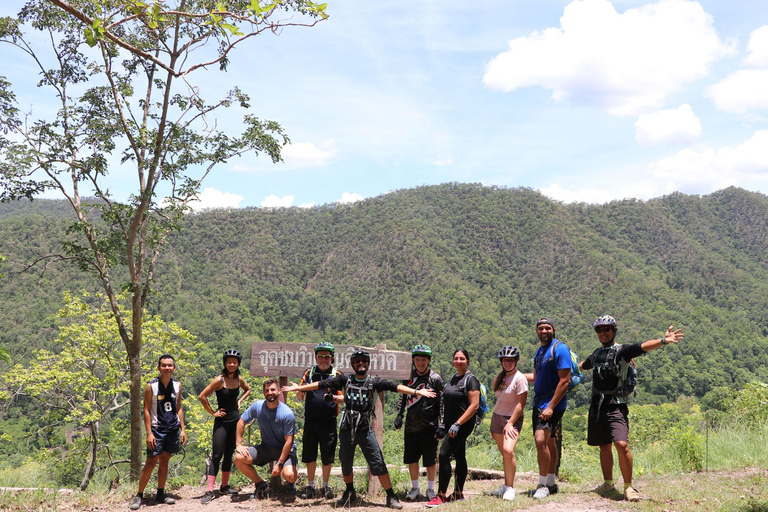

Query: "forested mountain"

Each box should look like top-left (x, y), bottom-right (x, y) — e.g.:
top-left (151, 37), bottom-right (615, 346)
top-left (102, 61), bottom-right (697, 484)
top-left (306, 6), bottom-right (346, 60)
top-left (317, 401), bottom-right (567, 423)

top-left (2, 183), bottom-right (767, 406)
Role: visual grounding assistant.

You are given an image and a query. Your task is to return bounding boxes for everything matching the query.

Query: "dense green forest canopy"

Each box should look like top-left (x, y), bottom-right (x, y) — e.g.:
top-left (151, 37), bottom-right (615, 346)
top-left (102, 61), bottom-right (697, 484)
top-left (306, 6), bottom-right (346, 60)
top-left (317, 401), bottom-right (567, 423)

top-left (2, 183), bottom-right (768, 406)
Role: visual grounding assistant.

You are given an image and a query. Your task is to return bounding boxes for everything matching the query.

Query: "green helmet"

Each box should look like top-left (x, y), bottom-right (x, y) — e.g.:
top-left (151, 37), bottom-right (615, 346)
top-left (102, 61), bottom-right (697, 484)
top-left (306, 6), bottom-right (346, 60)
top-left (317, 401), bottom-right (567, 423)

top-left (412, 344), bottom-right (432, 359)
top-left (314, 341), bottom-right (335, 354)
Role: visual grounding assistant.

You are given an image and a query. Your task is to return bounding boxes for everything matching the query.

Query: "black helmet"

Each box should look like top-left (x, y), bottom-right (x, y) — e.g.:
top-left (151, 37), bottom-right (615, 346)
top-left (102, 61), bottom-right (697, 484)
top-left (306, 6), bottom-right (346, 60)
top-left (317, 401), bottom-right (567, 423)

top-left (412, 344), bottom-right (432, 359)
top-left (223, 349), bottom-right (241, 365)
top-left (314, 341), bottom-right (335, 354)
top-left (497, 345), bottom-right (520, 360)
top-left (593, 315), bottom-right (617, 330)
top-left (350, 349), bottom-right (370, 363)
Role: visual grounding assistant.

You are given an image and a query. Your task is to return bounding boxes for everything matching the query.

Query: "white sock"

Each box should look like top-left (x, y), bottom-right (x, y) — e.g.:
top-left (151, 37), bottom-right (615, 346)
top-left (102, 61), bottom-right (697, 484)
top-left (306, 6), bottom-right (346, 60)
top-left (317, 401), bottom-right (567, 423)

top-left (546, 474), bottom-right (556, 486)
top-left (427, 480), bottom-right (435, 491)
top-left (411, 480), bottom-right (419, 490)
top-left (307, 481), bottom-right (315, 488)
top-left (322, 481), bottom-right (329, 488)
top-left (538, 475), bottom-right (546, 486)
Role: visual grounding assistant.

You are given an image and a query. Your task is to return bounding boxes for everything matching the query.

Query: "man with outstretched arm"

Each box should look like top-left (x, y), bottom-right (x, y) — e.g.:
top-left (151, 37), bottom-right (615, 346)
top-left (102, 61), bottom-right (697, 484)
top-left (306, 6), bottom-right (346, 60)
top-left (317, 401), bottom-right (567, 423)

top-left (580, 315), bottom-right (683, 502)
top-left (522, 317), bottom-right (571, 500)
top-left (283, 348), bottom-right (436, 510)
top-left (234, 378), bottom-right (299, 499)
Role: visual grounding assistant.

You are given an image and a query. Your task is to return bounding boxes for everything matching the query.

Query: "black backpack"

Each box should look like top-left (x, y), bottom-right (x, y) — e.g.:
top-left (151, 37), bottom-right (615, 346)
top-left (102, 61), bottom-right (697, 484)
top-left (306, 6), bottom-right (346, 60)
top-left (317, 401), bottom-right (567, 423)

top-left (594, 344), bottom-right (637, 401)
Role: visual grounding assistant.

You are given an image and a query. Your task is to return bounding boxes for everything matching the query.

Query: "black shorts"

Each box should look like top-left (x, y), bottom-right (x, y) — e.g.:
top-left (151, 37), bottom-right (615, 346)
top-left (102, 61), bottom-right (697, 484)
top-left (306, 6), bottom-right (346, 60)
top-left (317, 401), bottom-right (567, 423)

top-left (147, 427), bottom-right (181, 458)
top-left (532, 407), bottom-right (565, 435)
top-left (403, 428), bottom-right (438, 466)
top-left (302, 419), bottom-right (338, 466)
top-left (247, 443), bottom-right (298, 467)
top-left (587, 403), bottom-right (629, 446)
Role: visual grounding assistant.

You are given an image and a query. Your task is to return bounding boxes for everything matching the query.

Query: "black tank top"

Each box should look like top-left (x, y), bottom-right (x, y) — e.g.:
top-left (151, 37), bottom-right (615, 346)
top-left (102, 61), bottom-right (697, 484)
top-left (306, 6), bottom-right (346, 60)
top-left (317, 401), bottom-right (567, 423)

top-left (215, 377), bottom-right (241, 422)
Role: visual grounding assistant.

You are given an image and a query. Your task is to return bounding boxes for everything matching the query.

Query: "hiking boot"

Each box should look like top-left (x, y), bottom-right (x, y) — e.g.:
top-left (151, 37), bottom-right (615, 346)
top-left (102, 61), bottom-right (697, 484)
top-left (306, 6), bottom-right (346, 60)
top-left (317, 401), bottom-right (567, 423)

top-left (219, 485), bottom-right (238, 495)
top-left (335, 489), bottom-right (357, 508)
top-left (386, 494), bottom-right (404, 509)
top-left (287, 482), bottom-right (297, 497)
top-left (201, 490), bottom-right (214, 504)
top-left (405, 487), bottom-right (420, 501)
top-left (299, 486), bottom-right (316, 499)
top-left (425, 494), bottom-right (445, 508)
top-left (129, 496), bottom-right (142, 510)
top-left (532, 484), bottom-right (550, 499)
top-left (624, 486), bottom-right (640, 502)
top-left (155, 493), bottom-right (175, 505)
top-left (594, 482), bottom-right (615, 494)
top-left (502, 487), bottom-right (516, 501)
top-left (491, 485), bottom-right (505, 497)
top-left (322, 486), bottom-right (335, 499)
top-left (425, 489), bottom-right (436, 501)
top-left (249, 480), bottom-right (268, 500)
top-left (548, 483), bottom-right (559, 495)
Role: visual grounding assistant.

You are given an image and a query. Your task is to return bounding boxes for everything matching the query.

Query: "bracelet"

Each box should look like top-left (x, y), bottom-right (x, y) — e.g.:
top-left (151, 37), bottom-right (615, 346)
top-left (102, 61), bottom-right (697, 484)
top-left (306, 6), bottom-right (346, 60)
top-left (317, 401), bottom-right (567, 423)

top-left (661, 335), bottom-right (667, 345)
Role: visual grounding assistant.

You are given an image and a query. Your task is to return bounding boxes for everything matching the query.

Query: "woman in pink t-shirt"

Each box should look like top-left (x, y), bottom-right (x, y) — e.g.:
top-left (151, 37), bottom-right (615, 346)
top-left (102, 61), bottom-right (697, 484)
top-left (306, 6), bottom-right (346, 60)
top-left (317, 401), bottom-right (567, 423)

top-left (489, 346), bottom-right (528, 501)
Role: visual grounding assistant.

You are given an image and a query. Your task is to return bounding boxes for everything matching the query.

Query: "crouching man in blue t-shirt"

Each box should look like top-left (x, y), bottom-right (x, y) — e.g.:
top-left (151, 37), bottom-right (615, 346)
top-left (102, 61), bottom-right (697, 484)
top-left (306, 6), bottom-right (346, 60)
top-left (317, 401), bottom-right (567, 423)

top-left (234, 378), bottom-right (299, 499)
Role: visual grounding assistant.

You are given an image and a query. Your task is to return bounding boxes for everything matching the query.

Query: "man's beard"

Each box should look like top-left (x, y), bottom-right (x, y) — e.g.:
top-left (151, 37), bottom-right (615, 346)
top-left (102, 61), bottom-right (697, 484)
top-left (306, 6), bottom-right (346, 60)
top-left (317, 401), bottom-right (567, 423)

top-left (265, 395), bottom-right (278, 402)
top-left (355, 367), bottom-right (367, 376)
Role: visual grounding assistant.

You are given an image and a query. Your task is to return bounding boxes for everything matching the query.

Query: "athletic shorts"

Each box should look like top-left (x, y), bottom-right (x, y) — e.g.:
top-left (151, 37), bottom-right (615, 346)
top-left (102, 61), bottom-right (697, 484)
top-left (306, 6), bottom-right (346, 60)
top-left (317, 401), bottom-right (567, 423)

top-left (147, 427), bottom-right (181, 458)
top-left (403, 428), bottom-right (438, 466)
top-left (587, 403), bottom-right (629, 446)
top-left (247, 443), bottom-right (298, 467)
top-left (490, 412), bottom-right (523, 435)
top-left (532, 407), bottom-right (565, 434)
top-left (301, 419), bottom-right (338, 466)
top-left (339, 427), bottom-right (387, 477)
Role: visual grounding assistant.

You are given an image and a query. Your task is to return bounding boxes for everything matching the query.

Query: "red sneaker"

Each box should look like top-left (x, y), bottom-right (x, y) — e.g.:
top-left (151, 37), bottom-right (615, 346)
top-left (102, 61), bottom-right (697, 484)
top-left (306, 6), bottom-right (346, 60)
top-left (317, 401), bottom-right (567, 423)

top-left (425, 495), bottom-right (446, 508)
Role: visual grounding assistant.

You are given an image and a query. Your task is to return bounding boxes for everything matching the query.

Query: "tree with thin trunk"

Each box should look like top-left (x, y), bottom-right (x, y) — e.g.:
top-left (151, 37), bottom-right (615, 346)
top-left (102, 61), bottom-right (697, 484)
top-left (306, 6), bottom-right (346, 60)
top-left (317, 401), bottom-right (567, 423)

top-left (0, 0), bottom-right (326, 479)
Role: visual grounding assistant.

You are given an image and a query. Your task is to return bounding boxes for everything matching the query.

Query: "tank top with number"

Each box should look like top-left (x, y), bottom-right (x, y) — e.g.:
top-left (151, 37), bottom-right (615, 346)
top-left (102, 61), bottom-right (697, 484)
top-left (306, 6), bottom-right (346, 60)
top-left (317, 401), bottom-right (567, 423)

top-left (149, 377), bottom-right (181, 432)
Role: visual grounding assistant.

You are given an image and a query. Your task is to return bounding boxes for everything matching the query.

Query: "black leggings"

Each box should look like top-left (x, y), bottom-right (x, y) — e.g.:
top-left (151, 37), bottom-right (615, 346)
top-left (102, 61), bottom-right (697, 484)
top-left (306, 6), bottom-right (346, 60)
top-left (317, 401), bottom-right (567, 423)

top-left (207, 419), bottom-right (237, 476)
top-left (437, 421), bottom-right (475, 495)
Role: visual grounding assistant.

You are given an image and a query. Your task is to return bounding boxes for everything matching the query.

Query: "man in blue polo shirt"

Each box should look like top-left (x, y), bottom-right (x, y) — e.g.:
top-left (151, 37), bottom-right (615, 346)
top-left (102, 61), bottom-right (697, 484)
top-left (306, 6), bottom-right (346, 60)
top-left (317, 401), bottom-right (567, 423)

top-left (524, 318), bottom-right (571, 500)
top-left (234, 378), bottom-right (298, 499)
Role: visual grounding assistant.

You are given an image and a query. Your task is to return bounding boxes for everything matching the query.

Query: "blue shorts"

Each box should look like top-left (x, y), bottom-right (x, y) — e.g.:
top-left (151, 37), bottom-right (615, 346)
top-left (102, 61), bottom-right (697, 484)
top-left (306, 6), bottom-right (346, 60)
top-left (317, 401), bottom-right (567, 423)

top-left (147, 427), bottom-right (181, 458)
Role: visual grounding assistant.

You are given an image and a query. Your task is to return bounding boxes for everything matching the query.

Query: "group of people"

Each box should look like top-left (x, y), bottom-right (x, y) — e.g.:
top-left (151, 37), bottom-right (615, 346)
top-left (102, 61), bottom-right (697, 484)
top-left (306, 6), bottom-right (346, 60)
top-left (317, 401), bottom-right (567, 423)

top-left (128, 315), bottom-right (683, 510)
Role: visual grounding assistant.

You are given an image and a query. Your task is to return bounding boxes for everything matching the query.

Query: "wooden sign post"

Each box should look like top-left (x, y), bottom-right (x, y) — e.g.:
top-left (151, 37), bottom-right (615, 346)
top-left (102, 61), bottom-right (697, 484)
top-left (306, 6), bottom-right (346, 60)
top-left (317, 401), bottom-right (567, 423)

top-left (249, 341), bottom-right (412, 495)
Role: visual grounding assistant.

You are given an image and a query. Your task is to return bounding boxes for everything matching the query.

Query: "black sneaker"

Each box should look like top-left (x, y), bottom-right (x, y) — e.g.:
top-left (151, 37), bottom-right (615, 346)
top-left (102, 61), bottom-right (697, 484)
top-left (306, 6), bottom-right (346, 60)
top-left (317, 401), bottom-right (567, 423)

top-left (548, 483), bottom-right (559, 495)
top-left (386, 494), bottom-right (403, 509)
top-left (155, 493), bottom-right (175, 505)
top-left (249, 480), bottom-right (269, 500)
top-left (335, 489), bottom-right (357, 508)
top-left (201, 490), bottom-right (214, 504)
top-left (219, 485), bottom-right (238, 495)
top-left (299, 486), bottom-right (316, 499)
top-left (322, 486), bottom-right (335, 499)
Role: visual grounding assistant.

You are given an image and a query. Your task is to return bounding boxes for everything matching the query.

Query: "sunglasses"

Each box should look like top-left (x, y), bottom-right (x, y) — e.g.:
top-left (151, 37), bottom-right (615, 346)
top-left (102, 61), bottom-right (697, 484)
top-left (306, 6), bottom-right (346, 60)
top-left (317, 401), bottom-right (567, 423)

top-left (595, 326), bottom-right (614, 333)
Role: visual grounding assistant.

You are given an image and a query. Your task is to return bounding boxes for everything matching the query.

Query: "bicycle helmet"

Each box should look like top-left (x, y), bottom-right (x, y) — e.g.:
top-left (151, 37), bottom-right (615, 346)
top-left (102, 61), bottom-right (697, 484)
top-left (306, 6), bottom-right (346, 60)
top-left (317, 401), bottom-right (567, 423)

top-left (223, 349), bottom-right (242, 365)
top-left (412, 344), bottom-right (432, 359)
top-left (314, 341), bottom-right (335, 354)
top-left (497, 345), bottom-right (520, 360)
top-left (593, 315), bottom-right (617, 330)
top-left (350, 349), bottom-right (370, 363)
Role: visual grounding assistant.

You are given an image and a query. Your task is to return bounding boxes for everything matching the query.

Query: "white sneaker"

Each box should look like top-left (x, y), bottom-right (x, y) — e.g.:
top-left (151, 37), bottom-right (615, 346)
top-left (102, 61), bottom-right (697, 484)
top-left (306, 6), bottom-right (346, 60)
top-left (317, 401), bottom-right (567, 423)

top-left (532, 485), bottom-right (550, 499)
top-left (490, 485), bottom-right (505, 497)
top-left (425, 489), bottom-right (436, 501)
top-left (502, 487), bottom-right (516, 501)
top-left (405, 487), bottom-right (420, 501)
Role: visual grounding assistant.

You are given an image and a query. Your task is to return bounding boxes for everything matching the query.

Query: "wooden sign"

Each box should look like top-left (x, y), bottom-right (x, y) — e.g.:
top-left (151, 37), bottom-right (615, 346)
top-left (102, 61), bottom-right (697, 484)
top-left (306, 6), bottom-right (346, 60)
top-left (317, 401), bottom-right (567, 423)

top-left (249, 342), bottom-right (412, 380)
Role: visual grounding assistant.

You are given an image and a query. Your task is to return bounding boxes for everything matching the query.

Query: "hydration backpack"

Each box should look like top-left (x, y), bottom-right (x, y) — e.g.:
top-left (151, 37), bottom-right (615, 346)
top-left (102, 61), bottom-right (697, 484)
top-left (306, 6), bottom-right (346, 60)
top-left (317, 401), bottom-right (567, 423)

top-left (458, 372), bottom-right (489, 425)
top-left (536, 340), bottom-right (583, 393)
top-left (594, 344), bottom-right (637, 401)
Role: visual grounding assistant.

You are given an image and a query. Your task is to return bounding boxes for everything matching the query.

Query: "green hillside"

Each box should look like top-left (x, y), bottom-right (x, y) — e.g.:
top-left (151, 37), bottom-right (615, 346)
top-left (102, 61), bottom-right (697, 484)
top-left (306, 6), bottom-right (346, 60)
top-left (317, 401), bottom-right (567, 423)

top-left (2, 183), bottom-right (768, 405)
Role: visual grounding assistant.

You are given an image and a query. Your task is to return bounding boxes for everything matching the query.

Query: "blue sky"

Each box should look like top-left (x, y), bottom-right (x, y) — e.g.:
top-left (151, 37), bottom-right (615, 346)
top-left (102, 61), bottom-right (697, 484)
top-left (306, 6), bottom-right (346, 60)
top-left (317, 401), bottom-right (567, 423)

top-left (2, 0), bottom-right (768, 209)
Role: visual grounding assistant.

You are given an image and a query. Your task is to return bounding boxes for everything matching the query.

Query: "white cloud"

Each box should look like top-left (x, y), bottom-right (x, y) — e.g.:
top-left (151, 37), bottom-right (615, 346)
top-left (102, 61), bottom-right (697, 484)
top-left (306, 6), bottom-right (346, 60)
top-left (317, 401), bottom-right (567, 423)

top-left (483, 0), bottom-right (731, 115)
top-left (260, 194), bottom-right (295, 208)
top-left (191, 187), bottom-right (244, 210)
top-left (337, 192), bottom-right (364, 204)
top-left (707, 26), bottom-right (768, 114)
top-left (298, 202), bottom-right (316, 208)
top-left (281, 139), bottom-right (337, 167)
top-left (634, 104), bottom-right (702, 146)
top-left (646, 130), bottom-right (768, 191)
top-left (433, 157), bottom-right (453, 166)
top-left (539, 181), bottom-right (670, 204)
top-left (744, 25), bottom-right (768, 68)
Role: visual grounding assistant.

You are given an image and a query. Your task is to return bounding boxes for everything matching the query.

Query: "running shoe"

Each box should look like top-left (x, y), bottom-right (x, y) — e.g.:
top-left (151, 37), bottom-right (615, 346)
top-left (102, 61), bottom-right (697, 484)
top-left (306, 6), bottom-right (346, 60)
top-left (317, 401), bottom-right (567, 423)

top-left (299, 486), bottom-right (316, 499)
top-left (129, 496), bottom-right (142, 510)
top-left (405, 487), bottom-right (421, 501)
top-left (425, 494), bottom-right (445, 508)
top-left (155, 493), bottom-right (175, 504)
top-left (335, 489), bottom-right (357, 508)
top-left (502, 487), bottom-right (516, 501)
top-left (322, 486), bottom-right (335, 499)
top-left (249, 480), bottom-right (268, 500)
top-left (425, 489), bottom-right (436, 501)
top-left (201, 490), bottom-right (214, 504)
top-left (387, 495), bottom-right (404, 509)
top-left (624, 486), bottom-right (640, 502)
top-left (219, 485), bottom-right (238, 495)
top-left (594, 482), bottom-right (615, 493)
top-left (532, 484), bottom-right (550, 499)
top-left (490, 485), bottom-right (505, 497)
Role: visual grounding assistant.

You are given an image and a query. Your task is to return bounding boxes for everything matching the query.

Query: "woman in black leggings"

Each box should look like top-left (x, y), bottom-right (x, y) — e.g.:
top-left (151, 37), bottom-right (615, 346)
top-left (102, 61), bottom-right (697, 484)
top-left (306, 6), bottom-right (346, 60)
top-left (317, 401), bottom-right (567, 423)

top-left (426, 348), bottom-right (480, 508)
top-left (198, 349), bottom-right (251, 504)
